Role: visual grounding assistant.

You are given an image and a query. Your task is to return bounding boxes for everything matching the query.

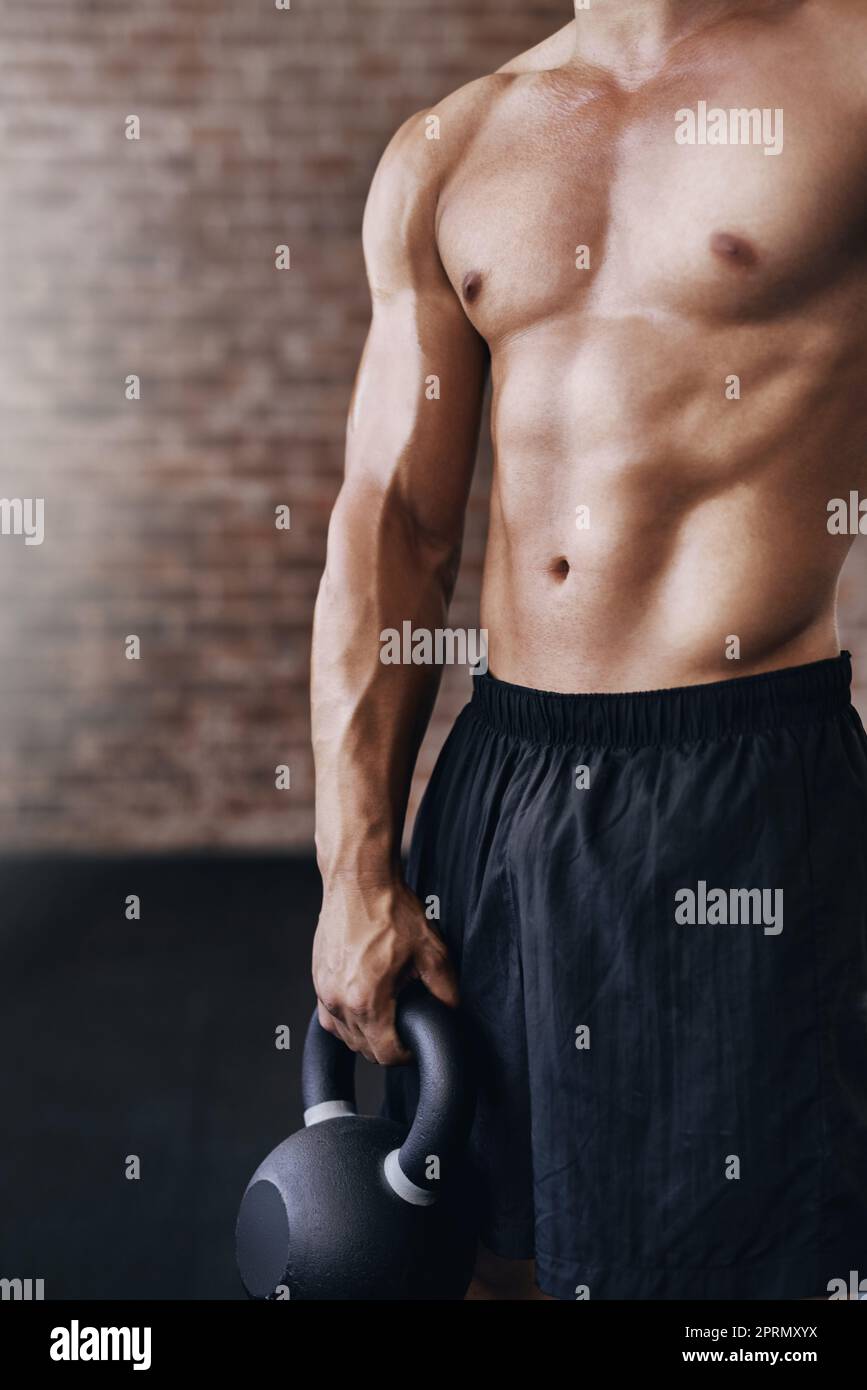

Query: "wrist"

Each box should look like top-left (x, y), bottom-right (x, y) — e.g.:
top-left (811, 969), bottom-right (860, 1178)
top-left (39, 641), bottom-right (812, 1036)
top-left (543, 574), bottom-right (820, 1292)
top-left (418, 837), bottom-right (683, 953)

top-left (317, 854), bottom-right (402, 894)
top-left (315, 820), bottom-right (402, 886)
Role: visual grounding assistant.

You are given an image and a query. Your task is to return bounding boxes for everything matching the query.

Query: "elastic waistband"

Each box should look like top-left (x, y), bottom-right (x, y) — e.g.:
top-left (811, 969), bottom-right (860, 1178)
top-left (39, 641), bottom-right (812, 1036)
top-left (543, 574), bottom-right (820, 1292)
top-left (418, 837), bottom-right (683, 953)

top-left (469, 653), bottom-right (853, 749)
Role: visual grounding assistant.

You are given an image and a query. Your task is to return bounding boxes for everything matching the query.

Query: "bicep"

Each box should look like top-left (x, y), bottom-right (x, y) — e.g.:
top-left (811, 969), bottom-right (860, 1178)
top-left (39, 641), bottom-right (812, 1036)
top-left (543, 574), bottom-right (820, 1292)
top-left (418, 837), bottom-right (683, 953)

top-left (343, 115), bottom-right (489, 545)
top-left (346, 287), bottom-right (488, 544)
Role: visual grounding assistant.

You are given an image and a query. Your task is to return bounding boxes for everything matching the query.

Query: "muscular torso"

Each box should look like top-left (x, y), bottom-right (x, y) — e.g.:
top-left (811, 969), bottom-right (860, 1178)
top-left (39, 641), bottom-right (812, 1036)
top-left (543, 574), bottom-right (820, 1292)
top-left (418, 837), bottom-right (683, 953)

top-left (433, 3), bottom-right (867, 691)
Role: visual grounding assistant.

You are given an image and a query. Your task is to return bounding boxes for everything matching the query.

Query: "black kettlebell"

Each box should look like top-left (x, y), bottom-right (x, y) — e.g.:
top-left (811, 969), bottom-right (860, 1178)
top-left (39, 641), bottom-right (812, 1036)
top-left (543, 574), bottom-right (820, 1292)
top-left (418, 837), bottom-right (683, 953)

top-left (236, 980), bottom-right (478, 1300)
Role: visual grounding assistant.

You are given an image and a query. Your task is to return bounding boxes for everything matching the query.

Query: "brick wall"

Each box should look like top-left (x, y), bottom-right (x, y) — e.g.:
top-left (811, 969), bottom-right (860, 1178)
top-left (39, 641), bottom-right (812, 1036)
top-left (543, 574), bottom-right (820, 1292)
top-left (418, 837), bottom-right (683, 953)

top-left (0, 0), bottom-right (864, 851)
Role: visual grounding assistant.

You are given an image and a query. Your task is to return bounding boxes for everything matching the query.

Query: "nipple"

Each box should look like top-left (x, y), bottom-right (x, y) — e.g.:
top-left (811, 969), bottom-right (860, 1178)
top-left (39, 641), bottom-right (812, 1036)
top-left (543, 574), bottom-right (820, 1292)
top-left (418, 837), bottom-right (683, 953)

top-left (462, 270), bottom-right (483, 303)
top-left (710, 231), bottom-right (758, 268)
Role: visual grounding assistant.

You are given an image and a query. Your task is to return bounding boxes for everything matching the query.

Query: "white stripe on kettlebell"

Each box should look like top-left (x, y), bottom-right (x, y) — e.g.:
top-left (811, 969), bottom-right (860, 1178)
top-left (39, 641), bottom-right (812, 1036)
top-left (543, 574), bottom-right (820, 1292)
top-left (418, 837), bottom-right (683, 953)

top-left (384, 1148), bottom-right (438, 1206)
top-left (303, 1100), bottom-right (357, 1126)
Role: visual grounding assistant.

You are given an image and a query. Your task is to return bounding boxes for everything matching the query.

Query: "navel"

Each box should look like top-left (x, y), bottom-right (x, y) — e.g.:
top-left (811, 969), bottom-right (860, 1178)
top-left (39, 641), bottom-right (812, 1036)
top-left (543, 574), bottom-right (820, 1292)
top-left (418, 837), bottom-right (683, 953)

top-left (549, 556), bottom-right (571, 581)
top-left (462, 270), bottom-right (483, 303)
top-left (710, 230), bottom-right (758, 268)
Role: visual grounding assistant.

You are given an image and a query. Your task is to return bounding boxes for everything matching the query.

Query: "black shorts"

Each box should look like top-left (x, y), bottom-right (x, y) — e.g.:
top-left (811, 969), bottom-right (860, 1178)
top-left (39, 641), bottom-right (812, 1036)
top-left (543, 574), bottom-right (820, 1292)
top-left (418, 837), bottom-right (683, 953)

top-left (384, 652), bottom-right (867, 1299)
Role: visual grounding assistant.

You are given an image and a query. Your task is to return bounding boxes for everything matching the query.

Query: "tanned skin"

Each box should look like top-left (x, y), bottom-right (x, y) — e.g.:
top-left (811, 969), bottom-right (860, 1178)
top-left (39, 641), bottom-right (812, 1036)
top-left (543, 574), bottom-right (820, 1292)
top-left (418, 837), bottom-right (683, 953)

top-left (311, 0), bottom-right (867, 1298)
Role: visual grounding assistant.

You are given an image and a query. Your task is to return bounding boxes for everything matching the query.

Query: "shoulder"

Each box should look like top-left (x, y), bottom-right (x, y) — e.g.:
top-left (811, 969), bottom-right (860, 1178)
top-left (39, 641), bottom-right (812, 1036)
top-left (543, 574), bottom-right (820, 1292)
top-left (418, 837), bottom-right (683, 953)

top-left (362, 25), bottom-right (573, 286)
top-left (366, 74), bottom-right (510, 208)
top-left (368, 19), bottom-right (575, 201)
top-left (361, 77), bottom-right (512, 287)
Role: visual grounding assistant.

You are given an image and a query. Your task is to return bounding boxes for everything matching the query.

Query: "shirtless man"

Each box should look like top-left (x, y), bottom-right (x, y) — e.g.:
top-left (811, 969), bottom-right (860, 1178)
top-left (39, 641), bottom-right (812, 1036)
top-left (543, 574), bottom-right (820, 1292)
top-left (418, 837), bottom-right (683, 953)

top-left (310, 0), bottom-right (867, 1299)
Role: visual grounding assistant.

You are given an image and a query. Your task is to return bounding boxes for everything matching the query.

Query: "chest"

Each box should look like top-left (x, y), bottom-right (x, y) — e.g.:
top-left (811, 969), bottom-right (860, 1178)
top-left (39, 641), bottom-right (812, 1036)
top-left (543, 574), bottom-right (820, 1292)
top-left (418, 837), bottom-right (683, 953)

top-left (435, 69), bottom-right (867, 342)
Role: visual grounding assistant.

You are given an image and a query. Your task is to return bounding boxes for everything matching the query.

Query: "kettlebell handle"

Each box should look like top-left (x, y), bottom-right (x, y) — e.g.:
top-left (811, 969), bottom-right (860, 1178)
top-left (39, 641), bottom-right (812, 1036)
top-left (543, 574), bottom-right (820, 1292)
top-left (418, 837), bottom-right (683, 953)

top-left (301, 981), bottom-right (474, 1201)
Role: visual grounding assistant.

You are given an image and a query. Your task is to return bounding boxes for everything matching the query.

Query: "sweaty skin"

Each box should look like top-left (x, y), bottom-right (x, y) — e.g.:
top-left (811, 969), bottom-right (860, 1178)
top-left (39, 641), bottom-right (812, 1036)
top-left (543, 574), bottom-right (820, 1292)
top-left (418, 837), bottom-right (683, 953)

top-left (311, 0), bottom-right (867, 1297)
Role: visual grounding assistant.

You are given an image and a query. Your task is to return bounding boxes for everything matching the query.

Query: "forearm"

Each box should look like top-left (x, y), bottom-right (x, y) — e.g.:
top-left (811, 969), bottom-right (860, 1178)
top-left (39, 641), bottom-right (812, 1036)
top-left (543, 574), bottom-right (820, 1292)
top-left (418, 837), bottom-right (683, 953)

top-left (311, 480), bottom-right (460, 889)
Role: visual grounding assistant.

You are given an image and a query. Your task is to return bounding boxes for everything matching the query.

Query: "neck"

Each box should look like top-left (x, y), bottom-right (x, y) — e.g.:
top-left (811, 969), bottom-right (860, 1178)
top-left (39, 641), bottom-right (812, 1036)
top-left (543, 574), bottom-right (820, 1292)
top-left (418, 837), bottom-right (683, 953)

top-left (571, 0), bottom-right (787, 73)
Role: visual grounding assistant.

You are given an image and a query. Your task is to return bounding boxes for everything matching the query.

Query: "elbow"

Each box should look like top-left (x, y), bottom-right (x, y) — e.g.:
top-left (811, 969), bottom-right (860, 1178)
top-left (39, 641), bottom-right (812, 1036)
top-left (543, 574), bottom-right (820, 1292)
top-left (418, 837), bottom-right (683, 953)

top-left (399, 503), bottom-right (465, 602)
top-left (324, 478), bottom-right (463, 600)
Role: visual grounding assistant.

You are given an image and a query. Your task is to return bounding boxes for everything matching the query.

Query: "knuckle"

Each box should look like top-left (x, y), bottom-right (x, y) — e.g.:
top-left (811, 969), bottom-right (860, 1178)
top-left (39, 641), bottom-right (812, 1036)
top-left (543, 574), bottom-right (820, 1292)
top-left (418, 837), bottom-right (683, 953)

top-left (343, 988), bottom-right (372, 1018)
top-left (318, 991), bottom-right (343, 1017)
top-left (317, 1004), bottom-right (342, 1034)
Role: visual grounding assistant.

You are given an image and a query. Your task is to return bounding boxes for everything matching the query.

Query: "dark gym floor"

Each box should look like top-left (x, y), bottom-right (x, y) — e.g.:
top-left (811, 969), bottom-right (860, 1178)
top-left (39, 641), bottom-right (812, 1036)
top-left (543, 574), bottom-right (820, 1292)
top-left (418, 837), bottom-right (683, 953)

top-left (0, 854), bottom-right (384, 1299)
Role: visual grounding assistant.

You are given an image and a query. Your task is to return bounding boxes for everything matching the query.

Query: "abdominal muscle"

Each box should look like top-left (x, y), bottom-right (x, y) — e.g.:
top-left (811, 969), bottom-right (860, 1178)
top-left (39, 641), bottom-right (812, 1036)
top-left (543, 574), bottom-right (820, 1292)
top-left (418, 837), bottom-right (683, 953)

top-left (479, 318), bottom-right (856, 695)
top-left (482, 504), bottom-right (841, 694)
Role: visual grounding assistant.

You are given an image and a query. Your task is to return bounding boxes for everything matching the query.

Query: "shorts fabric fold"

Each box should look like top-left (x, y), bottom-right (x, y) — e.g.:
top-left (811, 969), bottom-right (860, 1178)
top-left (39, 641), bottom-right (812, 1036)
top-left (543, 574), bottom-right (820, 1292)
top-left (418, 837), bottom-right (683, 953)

top-left (384, 653), bottom-right (867, 1299)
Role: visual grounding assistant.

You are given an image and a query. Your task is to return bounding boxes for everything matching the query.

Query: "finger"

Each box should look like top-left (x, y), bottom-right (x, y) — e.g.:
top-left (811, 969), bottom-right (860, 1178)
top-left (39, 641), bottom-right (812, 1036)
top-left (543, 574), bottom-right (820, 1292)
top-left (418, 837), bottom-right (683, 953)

top-left (334, 1020), bottom-right (376, 1065)
top-left (317, 1001), bottom-right (369, 1057)
top-left (344, 1002), bottom-right (405, 1066)
top-left (325, 1004), bottom-right (378, 1065)
top-left (415, 936), bottom-right (460, 1008)
top-left (363, 1012), bottom-right (413, 1067)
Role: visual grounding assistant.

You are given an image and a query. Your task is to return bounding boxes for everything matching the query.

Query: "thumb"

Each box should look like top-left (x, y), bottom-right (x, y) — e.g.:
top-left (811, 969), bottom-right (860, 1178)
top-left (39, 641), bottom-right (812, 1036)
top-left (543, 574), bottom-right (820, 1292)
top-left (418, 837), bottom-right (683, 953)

top-left (414, 933), bottom-right (460, 1009)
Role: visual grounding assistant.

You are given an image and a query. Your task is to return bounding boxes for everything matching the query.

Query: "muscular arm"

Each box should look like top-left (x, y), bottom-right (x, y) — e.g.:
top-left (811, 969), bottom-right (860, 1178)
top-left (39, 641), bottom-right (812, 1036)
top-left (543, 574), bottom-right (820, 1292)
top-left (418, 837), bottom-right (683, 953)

top-left (310, 113), bottom-right (488, 1064)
